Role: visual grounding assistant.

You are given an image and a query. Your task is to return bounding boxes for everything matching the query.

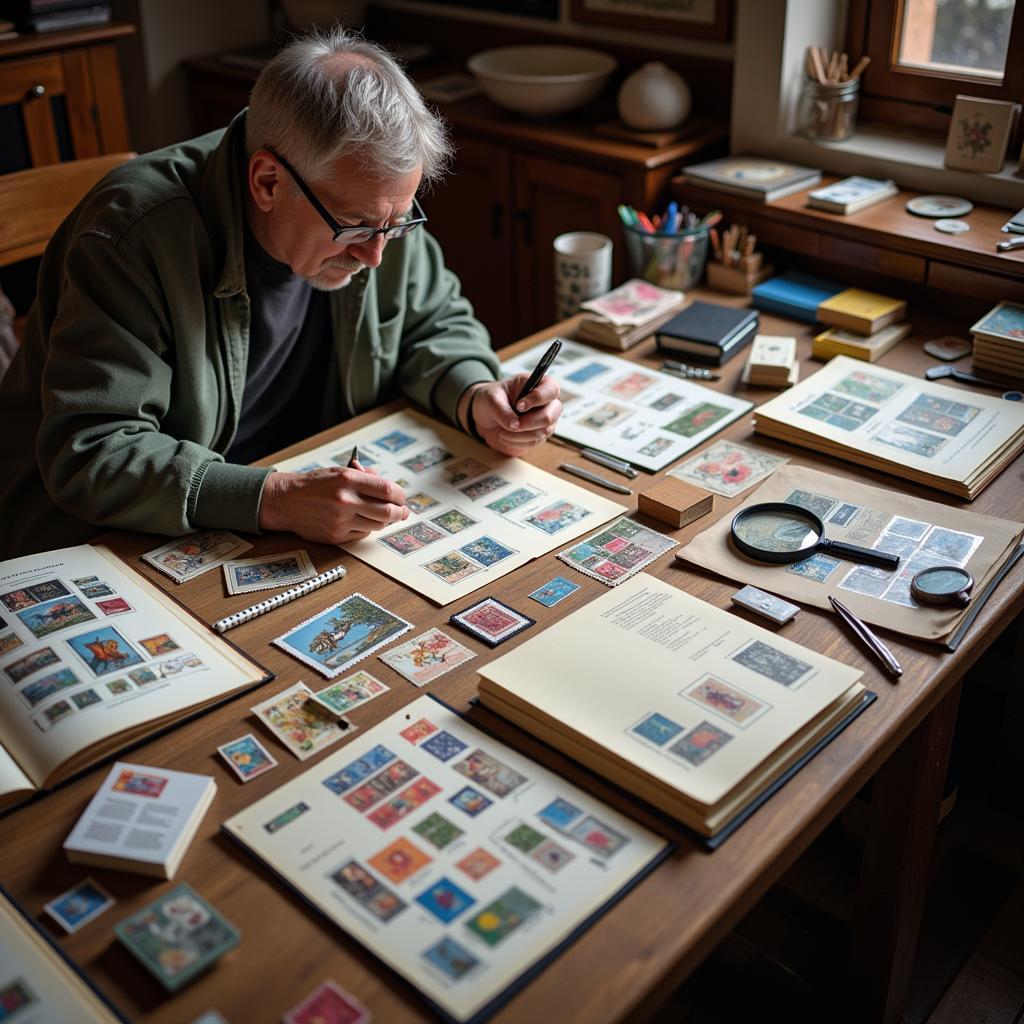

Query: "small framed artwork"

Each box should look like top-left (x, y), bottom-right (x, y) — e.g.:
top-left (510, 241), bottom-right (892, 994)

top-left (944, 94), bottom-right (1020, 173)
top-left (449, 597), bottom-right (535, 648)
top-left (569, 0), bottom-right (731, 41)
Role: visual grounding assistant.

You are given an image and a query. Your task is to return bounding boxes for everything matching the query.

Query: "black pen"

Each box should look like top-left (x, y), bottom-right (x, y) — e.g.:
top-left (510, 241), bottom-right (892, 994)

top-left (515, 338), bottom-right (562, 407)
top-left (347, 446), bottom-right (360, 469)
top-left (828, 595), bottom-right (902, 680)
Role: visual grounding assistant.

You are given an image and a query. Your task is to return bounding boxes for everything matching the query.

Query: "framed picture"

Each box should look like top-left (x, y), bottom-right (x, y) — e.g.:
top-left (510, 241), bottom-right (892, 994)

top-left (944, 94), bottom-right (1020, 173)
top-left (569, 0), bottom-right (732, 41)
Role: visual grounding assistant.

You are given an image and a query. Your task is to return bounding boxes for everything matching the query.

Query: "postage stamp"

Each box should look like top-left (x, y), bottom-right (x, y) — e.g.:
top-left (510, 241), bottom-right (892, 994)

top-left (448, 785), bottom-right (493, 817)
top-left (378, 522), bottom-right (447, 557)
top-left (400, 718), bottom-right (438, 744)
top-left (566, 815), bottom-right (629, 858)
top-left (456, 847), bottom-right (501, 882)
top-left (251, 681), bottom-right (353, 761)
top-left (368, 836), bottom-right (432, 884)
top-left (140, 634), bottom-right (180, 658)
top-left (558, 516), bottom-right (678, 586)
top-left (142, 531), bottom-right (252, 584)
top-left (459, 474), bottom-right (508, 501)
top-left (466, 887), bottom-right (542, 946)
top-left (217, 732), bottom-right (278, 782)
top-left (405, 492), bottom-right (442, 514)
top-left (458, 536), bottom-right (517, 568)
top-left (423, 936), bottom-right (480, 981)
top-left (321, 744), bottom-right (396, 796)
top-left (524, 500), bottom-right (591, 535)
top-left (630, 712), bottom-right (684, 746)
top-left (264, 801), bottom-right (310, 834)
top-left (452, 748), bottom-right (528, 797)
top-left (664, 402), bottom-right (732, 438)
top-left (72, 688), bottom-right (101, 710)
top-left (19, 667), bottom-right (80, 708)
top-left (400, 446), bottom-right (453, 474)
top-left (17, 596), bottom-right (96, 639)
top-left (344, 761), bottom-right (419, 813)
top-left (485, 487), bottom-right (540, 516)
top-left (283, 980), bottom-right (369, 1024)
top-left (442, 457), bottom-right (491, 486)
top-left (44, 878), bottom-right (115, 934)
top-left (4, 646), bottom-right (59, 684)
top-left (415, 876), bottom-right (476, 924)
top-left (575, 401), bottom-right (633, 432)
top-left (527, 575), bottom-right (581, 607)
top-left (96, 597), bottom-right (133, 616)
top-left (67, 627), bottom-right (144, 677)
top-left (730, 639), bottom-right (812, 688)
top-left (222, 550), bottom-right (316, 595)
top-left (368, 778), bottom-right (441, 829)
top-left (421, 552), bottom-right (484, 586)
top-left (429, 508), bottom-right (480, 535)
top-left (328, 860), bottom-right (407, 922)
top-left (531, 838), bottom-right (575, 872)
top-left (274, 593), bottom-right (412, 678)
top-left (449, 597), bottom-right (534, 647)
top-left (379, 629), bottom-right (475, 686)
top-left (0, 631), bottom-right (23, 656)
top-left (412, 812), bottom-right (463, 849)
top-left (311, 670), bottom-right (389, 716)
top-left (421, 730), bottom-right (469, 762)
top-left (669, 440), bottom-right (788, 498)
top-left (785, 552), bottom-right (841, 583)
top-left (537, 797), bottom-right (583, 831)
top-left (374, 429), bottom-right (418, 453)
top-left (607, 371), bottom-right (658, 400)
top-left (681, 675), bottom-right (770, 728)
top-left (668, 720), bottom-right (733, 766)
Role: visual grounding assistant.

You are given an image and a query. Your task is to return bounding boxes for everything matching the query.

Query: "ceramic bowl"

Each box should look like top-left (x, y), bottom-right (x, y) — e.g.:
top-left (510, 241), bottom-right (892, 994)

top-left (467, 46), bottom-right (617, 117)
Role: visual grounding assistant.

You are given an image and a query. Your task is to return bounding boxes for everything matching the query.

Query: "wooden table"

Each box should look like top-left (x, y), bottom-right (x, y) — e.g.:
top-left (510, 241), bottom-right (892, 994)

top-left (2, 293), bottom-right (1021, 1024)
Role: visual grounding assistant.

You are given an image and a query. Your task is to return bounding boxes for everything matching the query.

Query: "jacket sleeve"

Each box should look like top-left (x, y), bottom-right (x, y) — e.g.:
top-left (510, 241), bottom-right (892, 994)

top-left (35, 232), bottom-right (270, 537)
top-left (393, 229), bottom-right (500, 426)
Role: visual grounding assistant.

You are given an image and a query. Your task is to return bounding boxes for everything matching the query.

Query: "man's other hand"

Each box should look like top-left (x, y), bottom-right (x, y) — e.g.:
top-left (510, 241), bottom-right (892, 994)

top-left (465, 376), bottom-right (562, 457)
top-left (258, 463), bottom-right (408, 543)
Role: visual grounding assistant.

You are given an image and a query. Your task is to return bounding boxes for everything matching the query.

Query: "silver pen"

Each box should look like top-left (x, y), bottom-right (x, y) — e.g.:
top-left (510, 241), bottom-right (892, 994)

top-left (828, 595), bottom-right (902, 679)
top-left (580, 448), bottom-right (639, 478)
top-left (560, 463), bottom-right (633, 495)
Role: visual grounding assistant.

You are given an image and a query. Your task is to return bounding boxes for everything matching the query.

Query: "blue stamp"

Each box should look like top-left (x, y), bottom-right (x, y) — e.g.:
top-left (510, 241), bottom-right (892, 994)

top-left (423, 935), bottom-right (480, 980)
top-left (829, 503), bottom-right (861, 526)
top-left (631, 712), bottom-right (684, 746)
top-left (566, 362), bottom-right (610, 384)
top-left (458, 536), bottom-right (517, 568)
top-left (374, 430), bottom-right (417, 453)
top-left (538, 797), bottom-right (583, 830)
top-left (785, 552), bottom-right (841, 583)
top-left (528, 575), bottom-right (581, 608)
top-left (449, 786), bottom-right (493, 817)
top-left (66, 627), bottom-right (144, 677)
top-left (421, 730), bottom-right (468, 762)
top-left (415, 877), bottom-right (476, 924)
top-left (322, 744), bottom-right (396, 795)
top-left (44, 879), bottom-right (114, 933)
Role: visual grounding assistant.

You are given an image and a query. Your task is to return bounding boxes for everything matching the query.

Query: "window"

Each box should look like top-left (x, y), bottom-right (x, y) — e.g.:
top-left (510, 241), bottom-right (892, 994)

top-left (848, 0), bottom-right (1024, 135)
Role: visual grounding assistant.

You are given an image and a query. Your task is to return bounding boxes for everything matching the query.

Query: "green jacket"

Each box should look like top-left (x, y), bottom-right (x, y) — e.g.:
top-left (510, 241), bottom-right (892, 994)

top-left (0, 113), bottom-right (498, 558)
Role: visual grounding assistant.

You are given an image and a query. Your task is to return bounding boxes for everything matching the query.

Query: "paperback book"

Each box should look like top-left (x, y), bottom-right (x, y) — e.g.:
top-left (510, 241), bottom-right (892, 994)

top-left (682, 155), bottom-right (822, 202)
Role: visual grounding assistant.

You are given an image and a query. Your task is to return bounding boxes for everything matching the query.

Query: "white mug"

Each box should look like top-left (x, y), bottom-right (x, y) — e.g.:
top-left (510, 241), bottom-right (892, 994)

top-left (553, 232), bottom-right (613, 320)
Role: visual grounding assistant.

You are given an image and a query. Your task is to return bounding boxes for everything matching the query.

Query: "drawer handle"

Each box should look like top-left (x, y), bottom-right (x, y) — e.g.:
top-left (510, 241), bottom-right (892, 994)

top-left (28, 84), bottom-right (46, 98)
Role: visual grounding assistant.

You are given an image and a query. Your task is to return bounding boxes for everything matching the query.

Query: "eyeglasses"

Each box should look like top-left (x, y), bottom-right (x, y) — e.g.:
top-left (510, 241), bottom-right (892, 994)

top-left (270, 149), bottom-right (427, 243)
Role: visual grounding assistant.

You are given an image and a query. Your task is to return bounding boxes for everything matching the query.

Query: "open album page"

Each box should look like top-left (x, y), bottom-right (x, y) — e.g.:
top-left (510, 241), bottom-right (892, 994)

top-left (223, 695), bottom-right (668, 1023)
top-left (501, 340), bottom-right (753, 471)
top-left (0, 545), bottom-right (265, 792)
top-left (274, 409), bottom-right (622, 604)
top-left (478, 575), bottom-right (864, 818)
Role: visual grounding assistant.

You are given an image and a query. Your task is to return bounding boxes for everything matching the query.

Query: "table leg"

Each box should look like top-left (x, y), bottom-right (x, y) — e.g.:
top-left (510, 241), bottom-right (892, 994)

top-left (847, 682), bottom-right (962, 1024)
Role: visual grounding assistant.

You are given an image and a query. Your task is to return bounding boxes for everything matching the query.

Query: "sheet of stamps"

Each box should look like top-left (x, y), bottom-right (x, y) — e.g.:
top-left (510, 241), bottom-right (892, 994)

top-left (527, 575), bottom-right (581, 607)
top-left (251, 681), bottom-right (355, 761)
top-left (312, 670), bottom-right (390, 717)
top-left (217, 732), bottom-right (278, 782)
top-left (222, 695), bottom-right (668, 1024)
top-left (558, 516), bottom-right (679, 586)
top-left (501, 339), bottom-right (752, 471)
top-left (669, 440), bottom-right (788, 498)
top-left (114, 884), bottom-right (240, 992)
top-left (449, 598), bottom-right (535, 648)
top-left (283, 980), bottom-right (370, 1024)
top-left (378, 629), bottom-right (475, 686)
top-left (274, 593), bottom-right (412, 679)
top-left (44, 878), bottom-right (115, 933)
top-left (142, 531), bottom-right (252, 584)
top-left (222, 549), bottom-right (316, 595)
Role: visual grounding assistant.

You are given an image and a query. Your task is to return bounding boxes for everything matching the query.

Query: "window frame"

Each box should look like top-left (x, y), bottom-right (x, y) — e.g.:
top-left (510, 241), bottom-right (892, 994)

top-left (847, 0), bottom-right (1024, 136)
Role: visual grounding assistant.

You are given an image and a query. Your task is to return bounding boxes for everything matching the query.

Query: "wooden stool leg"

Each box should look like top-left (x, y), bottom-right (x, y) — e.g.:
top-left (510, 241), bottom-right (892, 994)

top-left (847, 682), bottom-right (962, 1024)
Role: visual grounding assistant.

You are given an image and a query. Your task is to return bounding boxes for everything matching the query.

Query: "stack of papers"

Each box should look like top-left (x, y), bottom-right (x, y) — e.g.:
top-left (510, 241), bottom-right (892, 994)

top-left (576, 279), bottom-right (687, 351)
top-left (970, 301), bottom-right (1024, 384)
top-left (742, 335), bottom-right (799, 387)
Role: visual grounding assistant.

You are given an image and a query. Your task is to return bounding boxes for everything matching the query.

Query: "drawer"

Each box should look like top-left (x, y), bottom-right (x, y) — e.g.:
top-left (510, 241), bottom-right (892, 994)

top-left (0, 54), bottom-right (65, 105)
top-left (927, 261), bottom-right (1024, 303)
top-left (820, 236), bottom-right (926, 282)
top-left (747, 217), bottom-right (820, 257)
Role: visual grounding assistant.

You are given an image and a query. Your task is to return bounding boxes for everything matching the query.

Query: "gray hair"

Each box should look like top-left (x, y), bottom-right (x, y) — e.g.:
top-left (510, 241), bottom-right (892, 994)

top-left (245, 26), bottom-right (452, 186)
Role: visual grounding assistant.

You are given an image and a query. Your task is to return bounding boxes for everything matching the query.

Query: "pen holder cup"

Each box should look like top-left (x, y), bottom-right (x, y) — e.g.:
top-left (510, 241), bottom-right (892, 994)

top-left (622, 223), bottom-right (709, 291)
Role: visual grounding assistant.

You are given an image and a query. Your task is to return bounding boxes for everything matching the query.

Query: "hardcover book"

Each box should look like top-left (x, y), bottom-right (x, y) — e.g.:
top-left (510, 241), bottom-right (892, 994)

top-left (654, 301), bottom-right (760, 364)
top-left (816, 288), bottom-right (907, 335)
top-left (751, 272), bottom-right (844, 323)
top-left (683, 155), bottom-right (822, 202)
top-left (812, 323), bottom-right (911, 363)
top-left (0, 545), bottom-right (272, 812)
top-left (806, 176), bottom-right (898, 214)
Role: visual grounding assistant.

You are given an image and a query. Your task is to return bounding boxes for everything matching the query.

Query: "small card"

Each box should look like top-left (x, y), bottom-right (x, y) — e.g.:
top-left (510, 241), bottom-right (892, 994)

top-left (217, 732), bottom-right (278, 782)
top-left (44, 878), bottom-right (115, 933)
top-left (558, 516), bottom-right (678, 587)
top-left (283, 979), bottom-right (370, 1024)
top-left (379, 629), bottom-right (475, 686)
top-left (273, 594), bottom-right (413, 679)
top-left (450, 597), bottom-right (535, 648)
top-left (527, 575), bottom-right (581, 608)
top-left (312, 670), bottom-right (390, 717)
top-left (669, 440), bottom-right (788, 498)
top-left (115, 884), bottom-right (240, 992)
top-left (142, 531), bottom-right (252, 584)
top-left (730, 585), bottom-right (800, 625)
top-left (251, 682), bottom-right (354, 761)
top-left (222, 549), bottom-right (316, 595)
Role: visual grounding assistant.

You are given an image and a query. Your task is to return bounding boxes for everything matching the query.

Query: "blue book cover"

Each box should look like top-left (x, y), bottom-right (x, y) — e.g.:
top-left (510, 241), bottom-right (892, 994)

top-left (751, 272), bottom-right (845, 323)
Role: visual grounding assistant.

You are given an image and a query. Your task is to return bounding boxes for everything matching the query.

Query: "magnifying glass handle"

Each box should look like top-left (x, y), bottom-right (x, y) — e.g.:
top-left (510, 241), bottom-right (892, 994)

top-left (822, 540), bottom-right (901, 569)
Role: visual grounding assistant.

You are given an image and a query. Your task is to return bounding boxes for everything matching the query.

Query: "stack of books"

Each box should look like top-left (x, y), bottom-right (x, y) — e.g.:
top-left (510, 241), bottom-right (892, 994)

top-left (812, 322), bottom-right (911, 363)
top-left (654, 300), bottom-right (759, 365)
top-left (682, 155), bottom-right (822, 203)
top-left (576, 278), bottom-right (687, 351)
top-left (970, 301), bottom-right (1024, 383)
top-left (806, 176), bottom-right (899, 215)
top-left (751, 272), bottom-right (844, 323)
top-left (741, 335), bottom-right (798, 387)
top-left (817, 288), bottom-right (907, 335)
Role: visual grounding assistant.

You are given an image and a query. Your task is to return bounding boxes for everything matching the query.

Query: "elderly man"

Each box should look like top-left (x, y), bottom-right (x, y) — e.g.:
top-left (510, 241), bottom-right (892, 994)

top-left (0, 28), bottom-right (561, 558)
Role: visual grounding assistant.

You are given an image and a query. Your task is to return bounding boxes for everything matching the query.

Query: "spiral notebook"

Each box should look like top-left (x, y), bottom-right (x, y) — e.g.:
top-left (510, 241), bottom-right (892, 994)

top-left (213, 566), bottom-right (348, 633)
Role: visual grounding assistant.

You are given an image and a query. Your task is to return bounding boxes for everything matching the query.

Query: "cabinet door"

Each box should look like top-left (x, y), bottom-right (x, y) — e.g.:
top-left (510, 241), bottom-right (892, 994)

top-left (419, 137), bottom-right (515, 349)
top-left (513, 153), bottom-right (622, 336)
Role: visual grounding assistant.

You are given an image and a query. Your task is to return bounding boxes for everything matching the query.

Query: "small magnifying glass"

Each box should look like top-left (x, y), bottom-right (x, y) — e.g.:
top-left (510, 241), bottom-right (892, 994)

top-left (910, 565), bottom-right (974, 607)
top-left (730, 502), bottom-right (901, 570)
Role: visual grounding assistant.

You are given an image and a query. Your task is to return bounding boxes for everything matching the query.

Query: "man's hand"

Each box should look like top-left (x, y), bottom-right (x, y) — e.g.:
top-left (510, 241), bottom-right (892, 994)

top-left (463, 376), bottom-right (562, 457)
top-left (258, 463), bottom-right (408, 544)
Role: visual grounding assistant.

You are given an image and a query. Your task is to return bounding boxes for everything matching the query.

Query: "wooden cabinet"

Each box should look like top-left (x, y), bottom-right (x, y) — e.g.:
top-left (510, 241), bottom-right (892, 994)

top-left (0, 24), bottom-right (134, 173)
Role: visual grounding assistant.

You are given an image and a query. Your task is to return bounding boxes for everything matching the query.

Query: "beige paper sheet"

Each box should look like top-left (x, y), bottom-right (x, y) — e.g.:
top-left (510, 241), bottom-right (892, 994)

top-left (274, 410), bottom-right (623, 604)
top-left (478, 574), bottom-right (863, 812)
top-left (675, 465), bottom-right (1023, 641)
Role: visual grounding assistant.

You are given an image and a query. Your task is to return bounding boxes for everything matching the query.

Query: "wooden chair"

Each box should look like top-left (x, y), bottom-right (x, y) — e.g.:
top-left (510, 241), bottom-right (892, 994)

top-left (0, 151), bottom-right (135, 268)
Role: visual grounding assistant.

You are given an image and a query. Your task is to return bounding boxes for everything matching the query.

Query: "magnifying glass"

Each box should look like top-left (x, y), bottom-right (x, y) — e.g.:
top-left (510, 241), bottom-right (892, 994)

top-left (730, 502), bottom-right (901, 570)
top-left (910, 565), bottom-right (973, 607)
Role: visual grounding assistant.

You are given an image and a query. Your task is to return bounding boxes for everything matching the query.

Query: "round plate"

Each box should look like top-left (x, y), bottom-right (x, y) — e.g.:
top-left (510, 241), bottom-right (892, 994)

top-left (934, 218), bottom-right (971, 234)
top-left (906, 195), bottom-right (974, 218)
